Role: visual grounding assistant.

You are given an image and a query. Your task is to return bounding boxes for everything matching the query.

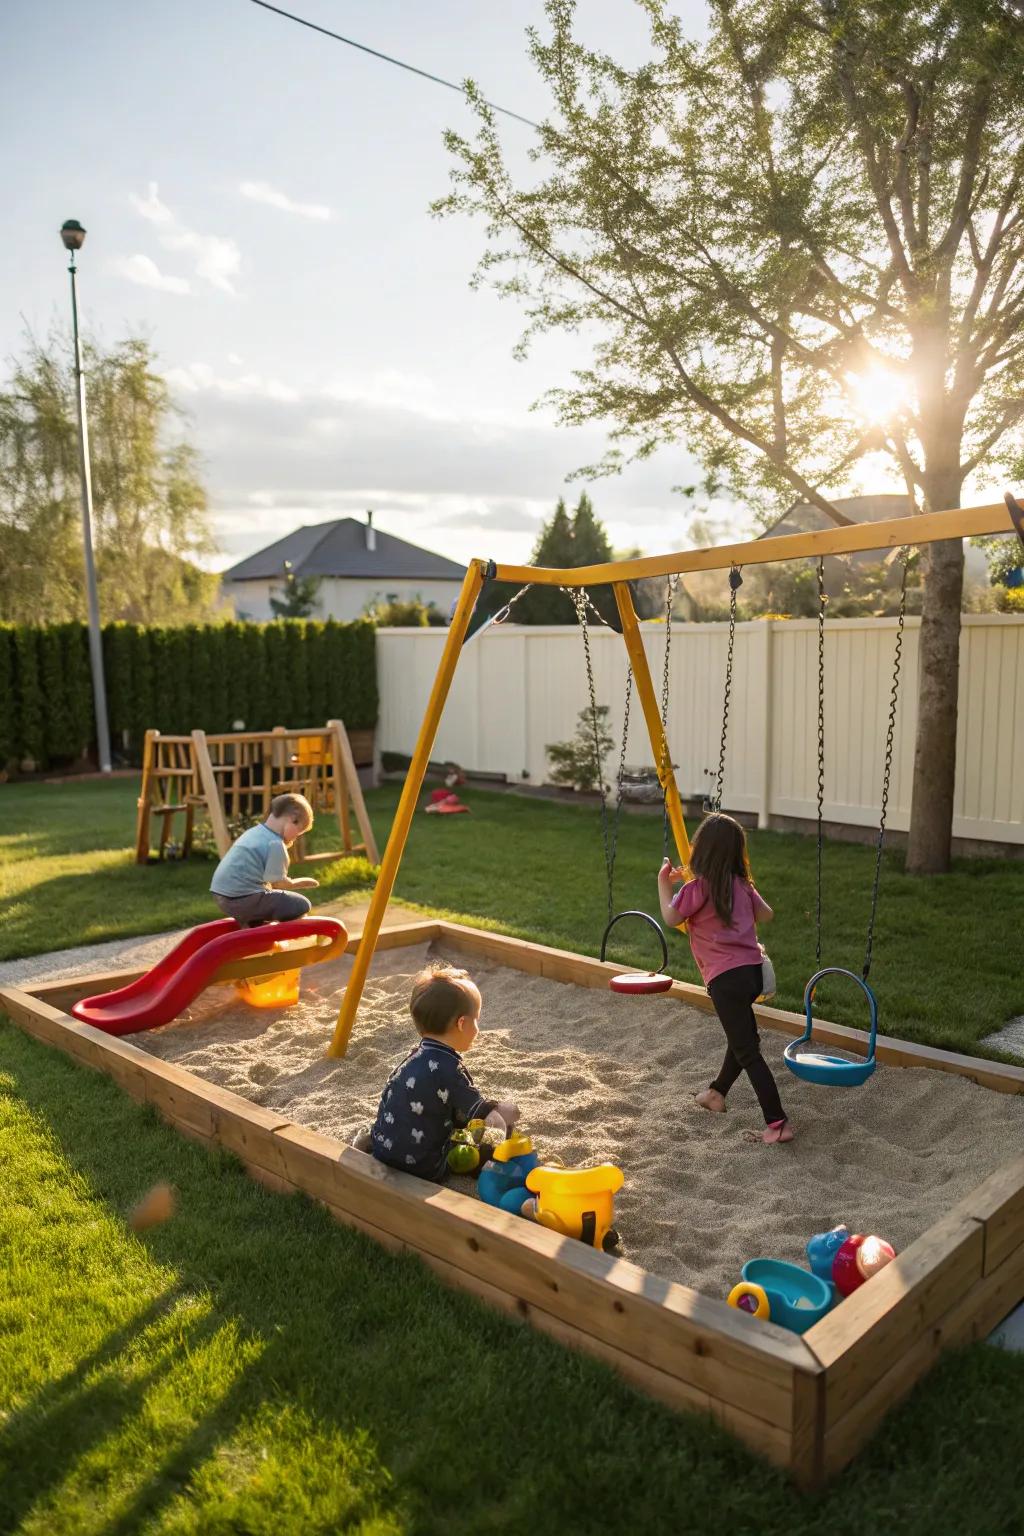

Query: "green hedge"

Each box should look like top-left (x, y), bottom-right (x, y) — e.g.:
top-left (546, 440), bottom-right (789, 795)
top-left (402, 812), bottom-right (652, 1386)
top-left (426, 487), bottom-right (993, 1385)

top-left (0, 620), bottom-right (377, 770)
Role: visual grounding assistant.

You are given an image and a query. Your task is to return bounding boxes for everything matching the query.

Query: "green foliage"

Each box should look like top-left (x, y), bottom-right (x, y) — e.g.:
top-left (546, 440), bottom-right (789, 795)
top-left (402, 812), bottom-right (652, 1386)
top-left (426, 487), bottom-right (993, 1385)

top-left (0, 620), bottom-right (378, 770)
top-left (0, 625), bottom-right (14, 766)
top-left (269, 566), bottom-right (322, 619)
top-left (363, 596), bottom-right (447, 626)
top-left (479, 492), bottom-right (617, 627)
top-left (972, 534), bottom-right (1024, 586)
top-left (546, 704), bottom-right (615, 792)
top-left (12, 627), bottom-right (44, 767)
top-left (0, 329), bottom-right (220, 625)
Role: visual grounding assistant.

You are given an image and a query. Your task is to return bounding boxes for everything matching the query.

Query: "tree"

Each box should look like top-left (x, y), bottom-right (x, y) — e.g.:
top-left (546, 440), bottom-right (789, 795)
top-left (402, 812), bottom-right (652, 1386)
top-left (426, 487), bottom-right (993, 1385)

top-left (438, 0), bottom-right (1024, 872)
top-left (0, 330), bottom-right (219, 625)
top-left (483, 491), bottom-right (619, 625)
top-left (546, 703), bottom-right (615, 792)
top-left (270, 562), bottom-right (322, 619)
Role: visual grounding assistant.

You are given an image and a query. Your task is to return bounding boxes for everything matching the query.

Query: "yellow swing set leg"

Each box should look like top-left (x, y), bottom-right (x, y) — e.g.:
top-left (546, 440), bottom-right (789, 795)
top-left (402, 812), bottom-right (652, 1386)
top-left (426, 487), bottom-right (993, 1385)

top-left (327, 563), bottom-right (485, 1058)
top-left (612, 582), bottom-right (691, 871)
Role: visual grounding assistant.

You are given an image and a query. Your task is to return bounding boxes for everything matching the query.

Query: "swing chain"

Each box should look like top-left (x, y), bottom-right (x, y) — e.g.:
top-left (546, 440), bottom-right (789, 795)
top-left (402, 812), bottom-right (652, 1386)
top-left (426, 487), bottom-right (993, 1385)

top-left (571, 588), bottom-right (615, 923)
top-left (661, 574), bottom-right (679, 857)
top-left (707, 566), bottom-right (742, 813)
top-left (862, 549), bottom-right (910, 980)
top-left (815, 556), bottom-right (826, 968)
top-left (487, 583), bottom-right (532, 626)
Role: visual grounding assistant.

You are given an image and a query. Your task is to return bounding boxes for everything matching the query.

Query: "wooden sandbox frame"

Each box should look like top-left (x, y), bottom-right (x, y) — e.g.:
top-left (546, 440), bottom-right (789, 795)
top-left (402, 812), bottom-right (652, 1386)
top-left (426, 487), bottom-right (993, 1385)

top-left (4, 917), bottom-right (1024, 1488)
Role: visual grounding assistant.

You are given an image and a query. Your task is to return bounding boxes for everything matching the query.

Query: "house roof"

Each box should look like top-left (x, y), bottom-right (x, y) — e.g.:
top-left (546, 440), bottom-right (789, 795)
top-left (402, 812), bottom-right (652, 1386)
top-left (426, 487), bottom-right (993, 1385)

top-left (759, 494), bottom-right (913, 541)
top-left (222, 518), bottom-right (468, 583)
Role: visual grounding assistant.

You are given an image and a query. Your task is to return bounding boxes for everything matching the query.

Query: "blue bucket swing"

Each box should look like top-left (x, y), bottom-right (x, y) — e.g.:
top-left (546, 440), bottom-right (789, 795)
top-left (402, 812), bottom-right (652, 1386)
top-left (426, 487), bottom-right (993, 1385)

top-left (784, 967), bottom-right (878, 1087)
top-left (784, 552), bottom-right (910, 1089)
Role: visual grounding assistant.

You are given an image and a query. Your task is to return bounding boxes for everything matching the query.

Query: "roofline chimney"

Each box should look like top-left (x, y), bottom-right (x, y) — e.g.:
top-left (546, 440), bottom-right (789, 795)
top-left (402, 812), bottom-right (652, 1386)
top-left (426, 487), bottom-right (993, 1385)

top-left (366, 509), bottom-right (376, 552)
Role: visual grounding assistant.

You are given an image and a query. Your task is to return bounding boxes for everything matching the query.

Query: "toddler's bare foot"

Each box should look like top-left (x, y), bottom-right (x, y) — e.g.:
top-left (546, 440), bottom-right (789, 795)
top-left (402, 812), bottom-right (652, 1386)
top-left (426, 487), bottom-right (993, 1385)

top-left (694, 1088), bottom-right (727, 1114)
top-left (761, 1118), bottom-right (794, 1145)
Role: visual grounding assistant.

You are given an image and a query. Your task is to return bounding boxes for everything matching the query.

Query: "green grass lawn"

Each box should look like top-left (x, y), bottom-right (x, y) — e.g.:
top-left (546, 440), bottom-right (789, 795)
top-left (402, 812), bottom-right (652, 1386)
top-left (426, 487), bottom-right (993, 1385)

top-left (2, 774), bottom-right (1024, 1531)
top-left (1, 776), bottom-right (1021, 1055)
top-left (4, 1024), bottom-right (1024, 1536)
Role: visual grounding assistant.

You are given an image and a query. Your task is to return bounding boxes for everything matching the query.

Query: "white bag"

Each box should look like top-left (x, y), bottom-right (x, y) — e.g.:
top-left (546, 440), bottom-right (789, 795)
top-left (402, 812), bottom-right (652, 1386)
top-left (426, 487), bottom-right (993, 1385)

top-left (758, 946), bottom-right (776, 1001)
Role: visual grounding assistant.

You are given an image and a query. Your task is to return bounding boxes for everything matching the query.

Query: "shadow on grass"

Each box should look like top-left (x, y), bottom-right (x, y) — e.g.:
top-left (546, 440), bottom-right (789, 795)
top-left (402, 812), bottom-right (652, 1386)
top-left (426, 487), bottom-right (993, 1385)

top-left (3, 1023), bottom-right (1024, 1535)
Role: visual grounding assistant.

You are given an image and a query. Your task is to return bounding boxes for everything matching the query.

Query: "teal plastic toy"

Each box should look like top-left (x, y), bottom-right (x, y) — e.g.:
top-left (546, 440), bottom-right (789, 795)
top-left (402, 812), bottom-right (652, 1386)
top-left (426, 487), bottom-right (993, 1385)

top-left (477, 1132), bottom-right (539, 1211)
top-left (729, 1259), bottom-right (832, 1334)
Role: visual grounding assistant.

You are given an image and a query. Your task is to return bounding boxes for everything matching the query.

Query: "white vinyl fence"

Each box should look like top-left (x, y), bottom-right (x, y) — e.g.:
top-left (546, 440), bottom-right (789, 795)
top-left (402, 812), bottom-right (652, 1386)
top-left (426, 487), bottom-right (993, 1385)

top-left (376, 615), bottom-right (1024, 846)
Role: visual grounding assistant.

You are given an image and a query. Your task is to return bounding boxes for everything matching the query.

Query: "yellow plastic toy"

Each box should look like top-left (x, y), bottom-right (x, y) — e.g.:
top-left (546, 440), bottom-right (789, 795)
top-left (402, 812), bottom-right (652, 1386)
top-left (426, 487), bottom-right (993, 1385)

top-left (234, 942), bottom-right (301, 1008)
top-left (727, 1280), bottom-right (771, 1320)
top-left (522, 1164), bottom-right (624, 1253)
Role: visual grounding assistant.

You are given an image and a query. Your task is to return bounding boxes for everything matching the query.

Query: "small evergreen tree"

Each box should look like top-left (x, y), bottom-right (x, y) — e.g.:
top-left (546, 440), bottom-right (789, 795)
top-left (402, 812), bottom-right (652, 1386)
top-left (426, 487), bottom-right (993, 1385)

top-left (546, 704), bottom-right (614, 793)
top-left (269, 563), bottom-right (321, 619)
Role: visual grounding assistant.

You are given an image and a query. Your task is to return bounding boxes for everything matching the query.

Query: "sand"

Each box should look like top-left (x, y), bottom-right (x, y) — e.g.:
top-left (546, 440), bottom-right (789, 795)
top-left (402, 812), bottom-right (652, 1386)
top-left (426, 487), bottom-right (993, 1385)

top-left (136, 940), bottom-right (1024, 1301)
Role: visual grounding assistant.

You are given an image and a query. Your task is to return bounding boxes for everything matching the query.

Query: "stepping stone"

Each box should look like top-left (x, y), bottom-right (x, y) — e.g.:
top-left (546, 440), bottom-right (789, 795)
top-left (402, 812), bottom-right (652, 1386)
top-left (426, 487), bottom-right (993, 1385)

top-left (988, 1300), bottom-right (1024, 1354)
top-left (980, 1016), bottom-right (1024, 1059)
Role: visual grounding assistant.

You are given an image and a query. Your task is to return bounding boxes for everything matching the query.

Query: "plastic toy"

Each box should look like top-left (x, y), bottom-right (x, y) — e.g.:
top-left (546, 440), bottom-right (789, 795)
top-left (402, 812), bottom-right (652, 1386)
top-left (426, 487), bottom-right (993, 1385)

top-left (728, 1260), bottom-right (832, 1334)
top-left (832, 1232), bottom-right (896, 1296)
top-left (447, 1118), bottom-right (505, 1175)
top-left (784, 968), bottom-right (878, 1087)
top-left (522, 1164), bottom-right (624, 1253)
top-left (730, 1224), bottom-right (897, 1332)
top-left (71, 916), bottom-right (347, 1035)
top-left (806, 1224), bottom-right (850, 1281)
top-left (477, 1131), bottom-right (540, 1208)
top-left (234, 940), bottom-right (302, 1008)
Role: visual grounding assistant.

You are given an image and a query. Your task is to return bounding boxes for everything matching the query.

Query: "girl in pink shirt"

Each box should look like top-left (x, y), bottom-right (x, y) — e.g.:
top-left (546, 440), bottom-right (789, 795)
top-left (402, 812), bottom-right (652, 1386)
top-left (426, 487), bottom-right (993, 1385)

top-left (658, 812), bottom-right (793, 1145)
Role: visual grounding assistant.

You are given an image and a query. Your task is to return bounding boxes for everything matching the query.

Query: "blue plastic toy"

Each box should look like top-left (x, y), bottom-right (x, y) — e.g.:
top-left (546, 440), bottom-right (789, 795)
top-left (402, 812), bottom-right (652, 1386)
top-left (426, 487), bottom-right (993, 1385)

top-left (477, 1132), bottom-right (539, 1212)
top-left (784, 968), bottom-right (878, 1087)
top-left (730, 1260), bottom-right (832, 1334)
top-left (806, 1224), bottom-right (850, 1282)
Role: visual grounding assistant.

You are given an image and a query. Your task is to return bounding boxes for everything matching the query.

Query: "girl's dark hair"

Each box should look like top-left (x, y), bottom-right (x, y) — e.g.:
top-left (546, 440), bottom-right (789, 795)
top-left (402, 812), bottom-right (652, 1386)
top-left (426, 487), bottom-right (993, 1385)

top-left (689, 813), bottom-right (752, 926)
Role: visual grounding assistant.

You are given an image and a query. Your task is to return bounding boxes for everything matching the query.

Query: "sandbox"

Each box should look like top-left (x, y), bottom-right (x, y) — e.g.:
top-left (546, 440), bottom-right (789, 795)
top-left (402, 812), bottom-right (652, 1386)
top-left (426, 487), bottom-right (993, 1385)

top-left (5, 917), bottom-right (1024, 1488)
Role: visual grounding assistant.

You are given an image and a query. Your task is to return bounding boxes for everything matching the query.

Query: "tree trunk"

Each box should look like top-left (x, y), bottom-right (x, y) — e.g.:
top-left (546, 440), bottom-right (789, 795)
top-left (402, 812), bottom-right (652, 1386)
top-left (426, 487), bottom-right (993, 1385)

top-left (906, 485), bottom-right (965, 874)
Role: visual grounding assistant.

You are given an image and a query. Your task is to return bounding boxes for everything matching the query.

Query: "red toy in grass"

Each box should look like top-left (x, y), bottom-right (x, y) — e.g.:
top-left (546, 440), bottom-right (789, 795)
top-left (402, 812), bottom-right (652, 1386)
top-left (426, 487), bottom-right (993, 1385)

top-left (832, 1233), bottom-right (897, 1296)
top-left (70, 916), bottom-right (346, 1036)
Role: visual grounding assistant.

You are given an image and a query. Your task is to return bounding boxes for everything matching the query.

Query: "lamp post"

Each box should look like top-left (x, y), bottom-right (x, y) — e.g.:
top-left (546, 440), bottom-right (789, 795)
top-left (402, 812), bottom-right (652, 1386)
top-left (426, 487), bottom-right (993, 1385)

top-left (61, 219), bottom-right (112, 774)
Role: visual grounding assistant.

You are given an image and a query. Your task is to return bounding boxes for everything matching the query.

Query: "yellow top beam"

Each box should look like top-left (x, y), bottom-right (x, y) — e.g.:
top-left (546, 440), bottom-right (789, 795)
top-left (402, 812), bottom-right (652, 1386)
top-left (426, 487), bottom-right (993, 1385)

top-left (483, 502), bottom-right (1014, 588)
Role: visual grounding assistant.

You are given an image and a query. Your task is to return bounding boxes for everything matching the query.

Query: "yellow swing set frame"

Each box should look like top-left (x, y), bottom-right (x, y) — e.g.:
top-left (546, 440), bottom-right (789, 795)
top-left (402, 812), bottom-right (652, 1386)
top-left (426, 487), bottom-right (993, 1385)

top-left (328, 498), bottom-right (1017, 1057)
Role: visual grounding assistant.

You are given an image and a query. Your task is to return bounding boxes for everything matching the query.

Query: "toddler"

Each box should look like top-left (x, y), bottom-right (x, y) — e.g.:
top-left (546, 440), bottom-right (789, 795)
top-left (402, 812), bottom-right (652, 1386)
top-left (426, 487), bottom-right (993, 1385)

top-left (367, 964), bottom-right (518, 1182)
top-left (210, 791), bottom-right (319, 926)
top-left (658, 812), bottom-right (792, 1145)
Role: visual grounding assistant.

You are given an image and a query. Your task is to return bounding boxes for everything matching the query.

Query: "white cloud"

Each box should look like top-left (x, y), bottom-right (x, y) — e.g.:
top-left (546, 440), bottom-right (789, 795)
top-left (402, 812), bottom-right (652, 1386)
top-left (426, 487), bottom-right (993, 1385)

top-left (112, 254), bottom-right (191, 294)
top-left (239, 180), bottom-right (332, 221)
top-left (129, 182), bottom-right (241, 295)
top-left (166, 361), bottom-right (299, 402)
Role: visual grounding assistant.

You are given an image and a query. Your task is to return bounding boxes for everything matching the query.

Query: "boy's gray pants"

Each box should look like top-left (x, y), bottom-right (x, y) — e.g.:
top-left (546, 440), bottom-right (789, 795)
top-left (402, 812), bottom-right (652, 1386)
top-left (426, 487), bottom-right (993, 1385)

top-left (213, 890), bottom-right (312, 926)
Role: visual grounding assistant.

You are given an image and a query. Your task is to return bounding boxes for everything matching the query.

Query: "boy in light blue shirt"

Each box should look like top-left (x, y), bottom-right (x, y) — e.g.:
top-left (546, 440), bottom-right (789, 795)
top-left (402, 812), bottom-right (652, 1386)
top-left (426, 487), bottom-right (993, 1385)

top-left (210, 792), bottom-right (319, 926)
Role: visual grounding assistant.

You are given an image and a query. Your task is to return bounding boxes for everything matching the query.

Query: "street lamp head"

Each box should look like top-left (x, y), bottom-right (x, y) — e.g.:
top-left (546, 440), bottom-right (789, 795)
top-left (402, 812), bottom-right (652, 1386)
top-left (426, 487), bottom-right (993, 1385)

top-left (60, 219), bottom-right (87, 252)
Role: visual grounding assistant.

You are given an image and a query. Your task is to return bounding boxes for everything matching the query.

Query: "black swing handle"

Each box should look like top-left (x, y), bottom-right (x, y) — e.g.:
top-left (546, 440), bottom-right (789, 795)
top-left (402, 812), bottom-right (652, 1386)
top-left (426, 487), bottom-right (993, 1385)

top-left (599, 910), bottom-right (669, 972)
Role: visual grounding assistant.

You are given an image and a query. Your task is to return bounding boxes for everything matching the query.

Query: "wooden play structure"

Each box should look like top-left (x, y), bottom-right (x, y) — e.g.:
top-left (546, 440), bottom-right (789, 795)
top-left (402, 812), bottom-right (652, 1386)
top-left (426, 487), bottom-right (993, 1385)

top-left (134, 720), bottom-right (379, 867)
top-left (5, 498), bottom-right (1022, 1486)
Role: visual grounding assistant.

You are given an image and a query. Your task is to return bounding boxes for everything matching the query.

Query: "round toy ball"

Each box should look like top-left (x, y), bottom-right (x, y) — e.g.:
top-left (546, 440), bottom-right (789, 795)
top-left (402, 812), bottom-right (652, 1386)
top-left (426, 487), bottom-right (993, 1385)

top-left (447, 1141), bottom-right (481, 1174)
top-left (833, 1233), bottom-right (896, 1296)
top-left (128, 1182), bottom-right (175, 1232)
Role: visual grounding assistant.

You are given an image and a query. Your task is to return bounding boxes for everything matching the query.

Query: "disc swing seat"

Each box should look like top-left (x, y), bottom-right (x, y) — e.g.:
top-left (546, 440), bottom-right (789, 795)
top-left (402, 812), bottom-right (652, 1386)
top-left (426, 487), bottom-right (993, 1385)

top-left (569, 579), bottom-right (681, 998)
top-left (602, 910), bottom-right (674, 995)
top-left (783, 551), bottom-right (911, 1089)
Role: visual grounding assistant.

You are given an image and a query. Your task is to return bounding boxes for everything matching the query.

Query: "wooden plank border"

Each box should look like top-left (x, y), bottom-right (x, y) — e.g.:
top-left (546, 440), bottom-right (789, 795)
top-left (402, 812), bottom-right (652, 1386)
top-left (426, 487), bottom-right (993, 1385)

top-left (5, 915), bottom-right (1024, 1487)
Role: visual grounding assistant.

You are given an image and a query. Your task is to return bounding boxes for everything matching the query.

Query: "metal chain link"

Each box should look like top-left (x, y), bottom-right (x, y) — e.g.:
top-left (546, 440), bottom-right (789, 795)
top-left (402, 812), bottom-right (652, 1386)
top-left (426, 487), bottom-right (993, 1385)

top-left (862, 550), bottom-right (910, 979)
top-left (570, 588), bottom-right (615, 924)
top-left (660, 574), bottom-right (679, 857)
top-left (706, 567), bottom-right (743, 812)
top-left (815, 556), bottom-right (826, 968)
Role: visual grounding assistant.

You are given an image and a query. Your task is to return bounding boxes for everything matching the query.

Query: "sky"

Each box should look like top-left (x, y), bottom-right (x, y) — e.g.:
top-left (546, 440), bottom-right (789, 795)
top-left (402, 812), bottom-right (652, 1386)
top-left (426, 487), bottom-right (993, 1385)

top-left (2, 0), bottom-right (735, 574)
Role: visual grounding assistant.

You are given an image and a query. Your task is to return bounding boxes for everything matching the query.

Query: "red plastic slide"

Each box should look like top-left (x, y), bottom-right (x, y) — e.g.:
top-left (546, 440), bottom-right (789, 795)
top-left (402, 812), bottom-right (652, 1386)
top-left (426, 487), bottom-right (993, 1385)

top-left (71, 916), bottom-right (346, 1036)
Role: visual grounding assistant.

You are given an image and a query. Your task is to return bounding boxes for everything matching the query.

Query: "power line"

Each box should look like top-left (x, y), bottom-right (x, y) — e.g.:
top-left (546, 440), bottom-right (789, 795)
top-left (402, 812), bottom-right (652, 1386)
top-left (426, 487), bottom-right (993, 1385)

top-left (247, 0), bottom-right (540, 129)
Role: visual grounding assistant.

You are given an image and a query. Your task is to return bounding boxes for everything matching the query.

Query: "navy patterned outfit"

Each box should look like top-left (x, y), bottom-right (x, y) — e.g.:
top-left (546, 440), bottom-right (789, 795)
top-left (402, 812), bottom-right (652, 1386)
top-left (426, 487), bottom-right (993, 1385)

top-left (370, 1038), bottom-right (495, 1182)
